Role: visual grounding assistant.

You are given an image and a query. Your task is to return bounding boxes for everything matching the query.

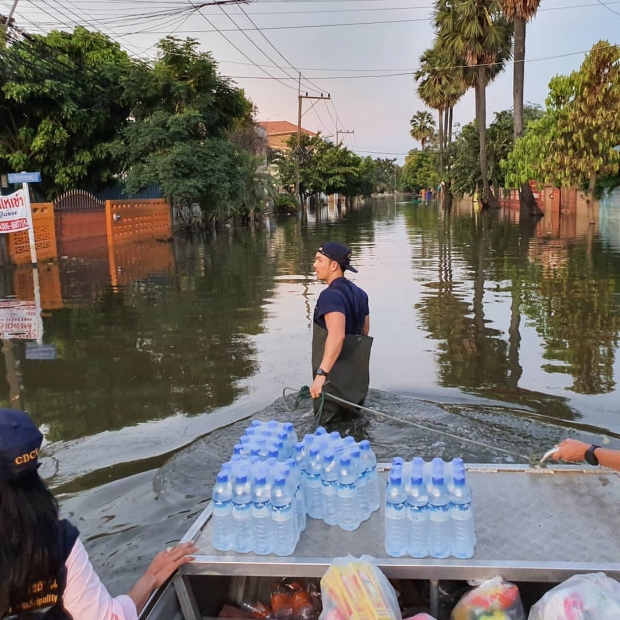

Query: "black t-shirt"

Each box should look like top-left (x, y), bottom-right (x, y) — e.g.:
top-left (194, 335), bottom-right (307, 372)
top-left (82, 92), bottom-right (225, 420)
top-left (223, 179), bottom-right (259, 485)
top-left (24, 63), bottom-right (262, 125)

top-left (313, 277), bottom-right (369, 335)
top-left (4, 520), bottom-right (79, 620)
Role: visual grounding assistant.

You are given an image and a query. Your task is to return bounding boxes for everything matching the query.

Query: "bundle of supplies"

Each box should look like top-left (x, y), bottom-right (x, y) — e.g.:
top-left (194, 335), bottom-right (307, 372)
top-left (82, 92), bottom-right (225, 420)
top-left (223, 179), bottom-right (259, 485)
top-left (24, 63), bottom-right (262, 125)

top-left (528, 572), bottom-right (620, 620)
top-left (451, 577), bottom-right (525, 620)
top-left (319, 555), bottom-right (401, 620)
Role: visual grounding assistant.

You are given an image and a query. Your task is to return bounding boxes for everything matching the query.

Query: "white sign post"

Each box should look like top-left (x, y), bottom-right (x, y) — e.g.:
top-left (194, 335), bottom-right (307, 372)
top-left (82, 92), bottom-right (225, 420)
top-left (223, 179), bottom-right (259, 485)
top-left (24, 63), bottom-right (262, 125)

top-left (3, 172), bottom-right (43, 344)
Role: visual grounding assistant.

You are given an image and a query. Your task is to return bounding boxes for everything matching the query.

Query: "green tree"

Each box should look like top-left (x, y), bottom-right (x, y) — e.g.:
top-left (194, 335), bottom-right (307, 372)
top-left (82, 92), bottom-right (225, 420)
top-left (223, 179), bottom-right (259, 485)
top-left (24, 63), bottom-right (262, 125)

top-left (410, 110), bottom-right (436, 150)
top-left (434, 0), bottom-right (513, 209)
top-left (276, 134), bottom-right (385, 200)
top-left (0, 27), bottom-right (131, 198)
top-left (117, 37), bottom-right (254, 221)
top-left (449, 104), bottom-right (541, 198)
top-left (505, 41), bottom-right (620, 224)
top-left (401, 150), bottom-right (441, 193)
top-left (238, 151), bottom-right (276, 221)
top-left (498, 0), bottom-right (542, 215)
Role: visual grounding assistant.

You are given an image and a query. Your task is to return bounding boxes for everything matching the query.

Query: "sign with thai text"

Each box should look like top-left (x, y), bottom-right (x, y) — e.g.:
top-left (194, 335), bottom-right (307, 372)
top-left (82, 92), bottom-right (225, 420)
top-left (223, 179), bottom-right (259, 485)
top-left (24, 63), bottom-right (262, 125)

top-left (0, 300), bottom-right (41, 340)
top-left (7, 172), bottom-right (41, 184)
top-left (0, 190), bottom-right (30, 233)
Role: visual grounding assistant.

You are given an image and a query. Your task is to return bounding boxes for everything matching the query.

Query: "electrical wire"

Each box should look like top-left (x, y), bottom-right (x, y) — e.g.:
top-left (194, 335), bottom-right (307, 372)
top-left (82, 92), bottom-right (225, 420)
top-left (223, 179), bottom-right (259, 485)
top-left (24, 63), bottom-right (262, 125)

top-left (188, 0), bottom-right (299, 91)
top-left (236, 3), bottom-right (323, 95)
top-left (594, 0), bottom-right (620, 15)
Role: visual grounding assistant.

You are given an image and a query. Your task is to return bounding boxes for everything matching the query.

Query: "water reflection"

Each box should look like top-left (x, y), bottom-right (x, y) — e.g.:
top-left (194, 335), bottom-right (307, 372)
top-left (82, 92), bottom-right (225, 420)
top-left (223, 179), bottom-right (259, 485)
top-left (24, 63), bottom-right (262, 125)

top-left (409, 201), bottom-right (620, 412)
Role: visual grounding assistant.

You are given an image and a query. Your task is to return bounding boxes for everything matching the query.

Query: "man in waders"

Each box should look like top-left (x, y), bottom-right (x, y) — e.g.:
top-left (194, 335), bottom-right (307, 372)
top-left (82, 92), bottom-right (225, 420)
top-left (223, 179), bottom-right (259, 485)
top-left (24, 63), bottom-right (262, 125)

top-left (310, 242), bottom-right (373, 423)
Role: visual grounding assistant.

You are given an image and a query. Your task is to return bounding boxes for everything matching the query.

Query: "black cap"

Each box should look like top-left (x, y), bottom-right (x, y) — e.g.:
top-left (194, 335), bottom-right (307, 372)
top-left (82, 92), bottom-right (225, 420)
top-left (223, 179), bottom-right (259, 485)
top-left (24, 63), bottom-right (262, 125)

top-left (318, 242), bottom-right (358, 273)
top-left (0, 409), bottom-right (43, 483)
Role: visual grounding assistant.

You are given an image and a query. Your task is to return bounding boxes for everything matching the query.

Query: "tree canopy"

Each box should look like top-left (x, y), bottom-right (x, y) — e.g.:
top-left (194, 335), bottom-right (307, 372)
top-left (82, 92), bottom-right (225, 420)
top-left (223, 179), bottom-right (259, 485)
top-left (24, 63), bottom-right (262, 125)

top-left (0, 27), bottom-right (131, 198)
top-left (504, 41), bottom-right (620, 219)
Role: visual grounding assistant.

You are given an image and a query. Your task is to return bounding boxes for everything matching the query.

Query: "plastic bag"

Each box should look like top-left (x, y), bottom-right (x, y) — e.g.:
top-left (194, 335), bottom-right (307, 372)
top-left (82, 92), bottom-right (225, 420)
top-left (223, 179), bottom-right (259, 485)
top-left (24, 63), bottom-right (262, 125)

top-left (528, 572), bottom-right (620, 620)
top-left (319, 555), bottom-right (402, 620)
top-left (452, 576), bottom-right (525, 620)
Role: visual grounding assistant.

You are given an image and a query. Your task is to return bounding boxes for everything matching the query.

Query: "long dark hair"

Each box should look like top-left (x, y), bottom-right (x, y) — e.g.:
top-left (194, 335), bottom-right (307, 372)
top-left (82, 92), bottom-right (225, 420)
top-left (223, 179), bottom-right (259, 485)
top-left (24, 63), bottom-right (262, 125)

top-left (0, 471), bottom-right (61, 613)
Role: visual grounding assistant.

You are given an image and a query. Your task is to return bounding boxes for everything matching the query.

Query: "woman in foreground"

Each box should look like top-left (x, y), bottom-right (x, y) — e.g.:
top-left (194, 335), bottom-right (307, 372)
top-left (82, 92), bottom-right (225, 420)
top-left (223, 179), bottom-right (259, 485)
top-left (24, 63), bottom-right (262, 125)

top-left (0, 408), bottom-right (197, 619)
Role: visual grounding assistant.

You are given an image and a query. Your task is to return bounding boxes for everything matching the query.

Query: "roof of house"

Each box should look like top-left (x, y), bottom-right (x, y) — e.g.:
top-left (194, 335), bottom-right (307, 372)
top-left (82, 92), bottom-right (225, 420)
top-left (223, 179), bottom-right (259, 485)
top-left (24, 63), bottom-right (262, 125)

top-left (257, 121), bottom-right (316, 136)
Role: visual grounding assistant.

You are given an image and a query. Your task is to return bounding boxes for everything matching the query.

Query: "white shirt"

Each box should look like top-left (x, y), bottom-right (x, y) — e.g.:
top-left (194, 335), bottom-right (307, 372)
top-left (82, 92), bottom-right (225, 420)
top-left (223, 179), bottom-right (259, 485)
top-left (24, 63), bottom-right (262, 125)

top-left (63, 538), bottom-right (138, 620)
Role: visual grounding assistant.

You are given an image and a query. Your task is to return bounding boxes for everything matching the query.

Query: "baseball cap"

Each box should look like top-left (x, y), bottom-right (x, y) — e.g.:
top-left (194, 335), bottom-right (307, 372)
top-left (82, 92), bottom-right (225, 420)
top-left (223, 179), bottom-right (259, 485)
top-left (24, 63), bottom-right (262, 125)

top-left (318, 242), bottom-right (358, 273)
top-left (0, 409), bottom-right (43, 483)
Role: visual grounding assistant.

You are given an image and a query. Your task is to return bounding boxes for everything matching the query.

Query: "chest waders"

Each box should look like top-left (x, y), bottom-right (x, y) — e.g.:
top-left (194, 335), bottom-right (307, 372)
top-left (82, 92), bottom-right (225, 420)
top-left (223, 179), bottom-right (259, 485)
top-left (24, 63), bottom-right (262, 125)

top-left (311, 323), bottom-right (373, 423)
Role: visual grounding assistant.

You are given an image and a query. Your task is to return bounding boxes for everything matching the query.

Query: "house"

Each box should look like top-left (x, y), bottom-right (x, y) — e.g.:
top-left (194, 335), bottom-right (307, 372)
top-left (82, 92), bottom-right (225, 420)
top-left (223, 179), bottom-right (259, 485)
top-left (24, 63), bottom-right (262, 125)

top-left (257, 121), bottom-right (316, 152)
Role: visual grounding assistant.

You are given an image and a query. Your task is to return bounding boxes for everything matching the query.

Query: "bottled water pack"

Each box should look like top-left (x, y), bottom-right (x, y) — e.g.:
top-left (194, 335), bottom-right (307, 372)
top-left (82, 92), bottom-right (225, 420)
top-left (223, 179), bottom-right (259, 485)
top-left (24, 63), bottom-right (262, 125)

top-left (295, 426), bottom-right (381, 531)
top-left (212, 420), bottom-right (382, 555)
top-left (211, 419), bottom-right (303, 556)
top-left (384, 456), bottom-right (476, 559)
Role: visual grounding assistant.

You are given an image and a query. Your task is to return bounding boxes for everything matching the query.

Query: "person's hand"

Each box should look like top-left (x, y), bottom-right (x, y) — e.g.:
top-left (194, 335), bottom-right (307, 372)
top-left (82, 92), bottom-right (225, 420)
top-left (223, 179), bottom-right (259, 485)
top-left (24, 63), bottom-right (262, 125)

top-left (552, 439), bottom-right (590, 463)
top-left (143, 542), bottom-right (197, 589)
top-left (310, 375), bottom-right (327, 399)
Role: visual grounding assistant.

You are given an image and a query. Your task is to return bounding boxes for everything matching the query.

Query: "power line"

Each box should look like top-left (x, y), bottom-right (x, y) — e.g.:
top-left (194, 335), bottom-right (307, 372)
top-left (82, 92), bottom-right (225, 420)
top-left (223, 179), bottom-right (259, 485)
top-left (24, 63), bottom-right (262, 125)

top-left (594, 0), bottom-right (620, 15)
top-left (235, 3), bottom-right (322, 95)
top-left (206, 44), bottom-right (620, 80)
top-left (188, 0), bottom-right (299, 92)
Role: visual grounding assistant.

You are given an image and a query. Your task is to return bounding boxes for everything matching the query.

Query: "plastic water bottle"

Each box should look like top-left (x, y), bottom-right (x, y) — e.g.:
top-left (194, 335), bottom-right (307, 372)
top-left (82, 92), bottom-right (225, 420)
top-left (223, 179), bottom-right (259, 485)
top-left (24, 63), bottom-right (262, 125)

top-left (212, 472), bottom-right (234, 551)
top-left (360, 440), bottom-right (380, 513)
top-left (271, 475), bottom-right (297, 556)
top-left (305, 447), bottom-right (324, 519)
top-left (251, 472), bottom-right (273, 555)
top-left (407, 458), bottom-right (429, 558)
top-left (283, 422), bottom-right (298, 450)
top-left (321, 450), bottom-right (340, 526)
top-left (357, 450), bottom-right (369, 521)
top-left (385, 470), bottom-right (408, 557)
top-left (285, 458), bottom-right (306, 535)
top-left (337, 455), bottom-right (360, 531)
top-left (450, 465), bottom-right (475, 559)
top-left (232, 473), bottom-right (253, 553)
top-left (428, 458), bottom-right (451, 559)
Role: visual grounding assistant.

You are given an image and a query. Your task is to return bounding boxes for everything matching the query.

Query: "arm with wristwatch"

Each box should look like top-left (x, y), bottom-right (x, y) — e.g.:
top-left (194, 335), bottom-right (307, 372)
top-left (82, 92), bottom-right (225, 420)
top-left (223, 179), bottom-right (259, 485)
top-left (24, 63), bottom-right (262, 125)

top-left (552, 438), bottom-right (620, 471)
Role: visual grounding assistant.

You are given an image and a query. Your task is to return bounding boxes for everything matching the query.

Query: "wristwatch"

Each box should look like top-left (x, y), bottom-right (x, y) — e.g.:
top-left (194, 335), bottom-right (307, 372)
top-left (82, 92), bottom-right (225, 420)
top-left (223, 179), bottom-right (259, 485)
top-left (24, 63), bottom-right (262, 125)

top-left (585, 445), bottom-right (601, 466)
top-left (316, 368), bottom-right (328, 378)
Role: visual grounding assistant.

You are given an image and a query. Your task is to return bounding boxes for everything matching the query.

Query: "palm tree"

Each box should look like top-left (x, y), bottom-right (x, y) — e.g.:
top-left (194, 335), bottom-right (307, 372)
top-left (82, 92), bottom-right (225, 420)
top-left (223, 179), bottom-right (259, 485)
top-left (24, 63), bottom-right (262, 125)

top-left (499, 0), bottom-right (543, 216)
top-left (410, 111), bottom-right (436, 150)
top-left (414, 45), bottom-right (467, 173)
top-left (435, 0), bottom-right (513, 209)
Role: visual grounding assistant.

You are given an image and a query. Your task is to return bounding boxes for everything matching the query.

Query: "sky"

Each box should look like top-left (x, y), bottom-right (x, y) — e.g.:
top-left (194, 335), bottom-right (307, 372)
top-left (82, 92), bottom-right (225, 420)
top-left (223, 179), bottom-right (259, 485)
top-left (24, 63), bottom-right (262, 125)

top-left (4, 0), bottom-right (620, 162)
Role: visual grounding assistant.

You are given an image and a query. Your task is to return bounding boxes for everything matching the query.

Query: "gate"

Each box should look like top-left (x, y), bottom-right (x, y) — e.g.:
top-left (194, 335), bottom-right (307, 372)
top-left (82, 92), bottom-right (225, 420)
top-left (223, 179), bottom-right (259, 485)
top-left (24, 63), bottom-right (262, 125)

top-left (54, 190), bottom-right (107, 257)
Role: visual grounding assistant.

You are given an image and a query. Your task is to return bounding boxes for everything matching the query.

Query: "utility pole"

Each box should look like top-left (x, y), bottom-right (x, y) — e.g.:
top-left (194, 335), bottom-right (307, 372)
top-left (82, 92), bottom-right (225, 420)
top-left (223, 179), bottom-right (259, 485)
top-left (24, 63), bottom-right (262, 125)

top-left (295, 77), bottom-right (330, 204)
top-left (336, 129), bottom-right (354, 146)
top-left (1, 0), bottom-right (19, 43)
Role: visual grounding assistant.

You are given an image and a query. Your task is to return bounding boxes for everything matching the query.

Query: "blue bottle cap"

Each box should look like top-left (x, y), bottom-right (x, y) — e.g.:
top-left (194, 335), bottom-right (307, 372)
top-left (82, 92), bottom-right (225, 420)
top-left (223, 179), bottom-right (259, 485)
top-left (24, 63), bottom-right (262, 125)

top-left (315, 427), bottom-right (327, 436)
top-left (236, 474), bottom-right (248, 484)
top-left (340, 456), bottom-right (351, 466)
top-left (216, 472), bottom-right (228, 483)
top-left (274, 476), bottom-right (286, 486)
top-left (359, 440), bottom-right (370, 450)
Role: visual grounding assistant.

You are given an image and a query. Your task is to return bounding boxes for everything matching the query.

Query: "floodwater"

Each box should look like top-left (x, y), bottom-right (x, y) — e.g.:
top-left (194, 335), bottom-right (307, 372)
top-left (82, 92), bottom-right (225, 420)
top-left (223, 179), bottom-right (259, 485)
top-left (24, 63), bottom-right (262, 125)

top-left (6, 197), bottom-right (620, 594)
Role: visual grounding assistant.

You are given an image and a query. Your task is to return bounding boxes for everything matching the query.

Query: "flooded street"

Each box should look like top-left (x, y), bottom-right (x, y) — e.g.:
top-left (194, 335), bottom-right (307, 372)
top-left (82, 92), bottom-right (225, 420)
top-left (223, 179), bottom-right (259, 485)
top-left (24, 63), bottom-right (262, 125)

top-left (8, 197), bottom-right (620, 593)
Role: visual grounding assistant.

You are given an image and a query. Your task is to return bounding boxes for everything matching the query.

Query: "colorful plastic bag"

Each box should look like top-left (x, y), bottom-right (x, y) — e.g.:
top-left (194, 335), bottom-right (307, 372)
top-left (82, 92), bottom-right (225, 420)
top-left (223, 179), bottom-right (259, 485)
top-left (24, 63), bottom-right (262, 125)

top-left (319, 555), bottom-right (402, 620)
top-left (452, 576), bottom-right (525, 620)
top-left (528, 572), bottom-right (620, 620)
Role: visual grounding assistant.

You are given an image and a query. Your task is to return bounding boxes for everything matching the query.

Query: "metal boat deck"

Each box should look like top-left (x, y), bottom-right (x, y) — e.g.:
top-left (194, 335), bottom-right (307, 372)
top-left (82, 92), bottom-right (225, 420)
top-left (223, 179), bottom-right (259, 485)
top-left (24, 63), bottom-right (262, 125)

top-left (143, 464), bottom-right (620, 619)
